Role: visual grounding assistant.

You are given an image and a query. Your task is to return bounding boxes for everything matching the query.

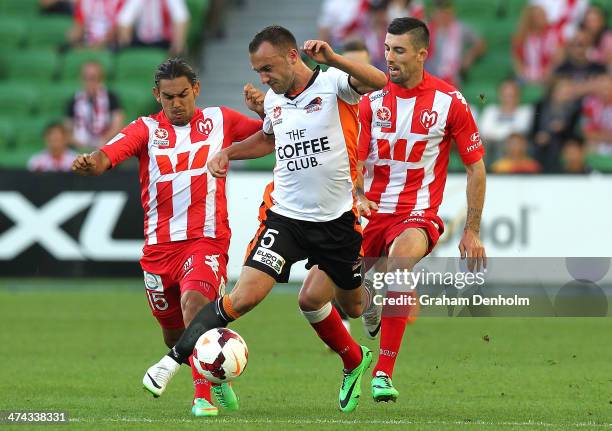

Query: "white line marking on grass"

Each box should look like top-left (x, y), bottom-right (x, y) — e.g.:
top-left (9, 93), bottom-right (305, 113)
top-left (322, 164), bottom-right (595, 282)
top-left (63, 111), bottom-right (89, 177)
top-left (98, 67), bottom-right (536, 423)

top-left (71, 417), bottom-right (612, 428)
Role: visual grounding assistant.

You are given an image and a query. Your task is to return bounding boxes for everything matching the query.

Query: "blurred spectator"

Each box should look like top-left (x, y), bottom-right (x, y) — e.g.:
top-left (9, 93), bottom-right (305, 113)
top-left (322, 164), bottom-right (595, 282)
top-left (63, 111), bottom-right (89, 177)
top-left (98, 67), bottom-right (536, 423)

top-left (206, 0), bottom-right (227, 40)
top-left (582, 74), bottom-right (612, 155)
top-left (529, 0), bottom-right (589, 42)
top-left (426, 0), bottom-right (486, 85)
top-left (318, 0), bottom-right (365, 49)
top-left (561, 137), bottom-right (591, 173)
top-left (491, 133), bottom-right (542, 174)
top-left (387, 0), bottom-right (425, 21)
top-left (479, 80), bottom-right (534, 163)
top-left (27, 123), bottom-right (77, 172)
top-left (581, 4), bottom-right (612, 65)
top-left (531, 78), bottom-right (582, 171)
top-left (65, 62), bottom-right (124, 149)
top-left (342, 39), bottom-right (371, 64)
top-left (360, 1), bottom-right (390, 70)
top-left (68, 0), bottom-right (123, 49)
top-left (512, 5), bottom-right (563, 84)
top-left (40, 0), bottom-right (75, 15)
top-left (555, 30), bottom-right (607, 82)
top-left (117, 0), bottom-right (190, 56)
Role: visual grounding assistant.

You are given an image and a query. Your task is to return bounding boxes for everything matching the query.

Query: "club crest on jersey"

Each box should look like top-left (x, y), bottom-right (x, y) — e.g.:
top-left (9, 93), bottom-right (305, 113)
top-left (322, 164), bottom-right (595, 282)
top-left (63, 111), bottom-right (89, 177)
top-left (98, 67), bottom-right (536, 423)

top-left (304, 97), bottom-right (323, 113)
top-left (374, 106), bottom-right (392, 128)
top-left (196, 118), bottom-right (214, 136)
top-left (153, 128), bottom-right (170, 147)
top-left (272, 106), bottom-right (283, 125)
top-left (419, 109), bottom-right (438, 129)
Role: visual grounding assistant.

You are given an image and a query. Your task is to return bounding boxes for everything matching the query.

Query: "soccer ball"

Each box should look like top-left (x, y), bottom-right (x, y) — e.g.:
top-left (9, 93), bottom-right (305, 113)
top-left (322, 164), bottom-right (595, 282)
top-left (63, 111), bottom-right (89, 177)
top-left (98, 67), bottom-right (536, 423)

top-left (192, 328), bottom-right (248, 384)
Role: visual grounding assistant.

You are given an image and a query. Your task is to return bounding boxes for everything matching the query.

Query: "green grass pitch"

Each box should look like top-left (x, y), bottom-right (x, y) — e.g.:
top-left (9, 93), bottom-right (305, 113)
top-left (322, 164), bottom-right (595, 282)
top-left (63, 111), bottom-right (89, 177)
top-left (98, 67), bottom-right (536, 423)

top-left (0, 279), bottom-right (611, 430)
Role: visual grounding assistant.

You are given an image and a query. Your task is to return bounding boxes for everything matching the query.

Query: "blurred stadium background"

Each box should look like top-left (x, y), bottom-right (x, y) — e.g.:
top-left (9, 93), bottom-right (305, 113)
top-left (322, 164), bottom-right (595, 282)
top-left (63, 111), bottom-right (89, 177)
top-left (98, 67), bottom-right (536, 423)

top-left (1, 0), bottom-right (611, 428)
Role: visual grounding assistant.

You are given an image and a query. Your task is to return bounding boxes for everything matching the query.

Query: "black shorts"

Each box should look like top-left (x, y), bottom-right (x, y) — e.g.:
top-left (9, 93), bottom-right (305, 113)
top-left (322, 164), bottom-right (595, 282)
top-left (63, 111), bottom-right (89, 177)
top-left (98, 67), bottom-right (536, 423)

top-left (244, 209), bottom-right (363, 290)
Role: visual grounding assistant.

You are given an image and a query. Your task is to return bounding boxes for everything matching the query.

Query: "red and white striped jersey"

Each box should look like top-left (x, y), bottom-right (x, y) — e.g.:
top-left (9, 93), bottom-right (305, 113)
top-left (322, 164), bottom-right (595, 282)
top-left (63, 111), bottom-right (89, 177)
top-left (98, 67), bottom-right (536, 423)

top-left (74, 0), bottom-right (124, 46)
top-left (117, 0), bottom-right (189, 44)
top-left (358, 72), bottom-right (484, 217)
top-left (27, 150), bottom-right (77, 173)
top-left (101, 107), bottom-right (261, 246)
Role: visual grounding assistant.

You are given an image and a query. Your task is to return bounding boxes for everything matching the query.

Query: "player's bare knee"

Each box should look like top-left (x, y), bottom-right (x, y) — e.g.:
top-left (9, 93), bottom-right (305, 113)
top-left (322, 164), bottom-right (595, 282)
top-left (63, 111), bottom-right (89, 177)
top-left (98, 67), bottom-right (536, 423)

top-left (342, 302), bottom-right (363, 319)
top-left (297, 286), bottom-right (326, 311)
top-left (388, 229), bottom-right (428, 268)
top-left (336, 297), bottom-right (363, 318)
top-left (180, 290), bottom-right (210, 326)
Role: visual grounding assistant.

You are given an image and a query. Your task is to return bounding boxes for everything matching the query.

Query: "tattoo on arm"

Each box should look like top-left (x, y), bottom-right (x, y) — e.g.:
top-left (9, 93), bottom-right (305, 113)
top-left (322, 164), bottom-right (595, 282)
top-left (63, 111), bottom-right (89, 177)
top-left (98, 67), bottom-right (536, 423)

top-left (465, 207), bottom-right (482, 233)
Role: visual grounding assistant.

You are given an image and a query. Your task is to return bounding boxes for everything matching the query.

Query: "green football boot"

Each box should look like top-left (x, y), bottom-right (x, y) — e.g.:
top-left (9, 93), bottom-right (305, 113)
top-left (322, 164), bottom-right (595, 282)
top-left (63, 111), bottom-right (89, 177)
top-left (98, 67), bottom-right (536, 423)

top-left (212, 383), bottom-right (239, 411)
top-left (371, 371), bottom-right (399, 402)
top-left (338, 345), bottom-right (372, 413)
top-left (191, 398), bottom-right (218, 417)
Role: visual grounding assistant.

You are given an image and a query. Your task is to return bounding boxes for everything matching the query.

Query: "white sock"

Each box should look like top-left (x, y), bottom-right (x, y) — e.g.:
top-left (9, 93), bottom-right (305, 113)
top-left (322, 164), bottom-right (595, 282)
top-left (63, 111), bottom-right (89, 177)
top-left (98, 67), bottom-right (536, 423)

top-left (300, 302), bottom-right (332, 324)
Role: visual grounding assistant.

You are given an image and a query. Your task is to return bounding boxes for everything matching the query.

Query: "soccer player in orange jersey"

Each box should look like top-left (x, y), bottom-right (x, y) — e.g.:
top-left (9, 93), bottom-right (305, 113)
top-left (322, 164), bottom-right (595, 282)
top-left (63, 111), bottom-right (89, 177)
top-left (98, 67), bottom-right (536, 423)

top-left (142, 25), bottom-right (388, 413)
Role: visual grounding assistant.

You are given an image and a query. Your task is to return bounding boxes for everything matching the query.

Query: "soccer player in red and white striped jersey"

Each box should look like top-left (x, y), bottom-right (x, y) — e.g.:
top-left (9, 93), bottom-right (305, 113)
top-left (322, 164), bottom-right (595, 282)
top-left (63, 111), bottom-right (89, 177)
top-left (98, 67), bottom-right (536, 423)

top-left (356, 17), bottom-right (487, 402)
top-left (72, 59), bottom-right (264, 416)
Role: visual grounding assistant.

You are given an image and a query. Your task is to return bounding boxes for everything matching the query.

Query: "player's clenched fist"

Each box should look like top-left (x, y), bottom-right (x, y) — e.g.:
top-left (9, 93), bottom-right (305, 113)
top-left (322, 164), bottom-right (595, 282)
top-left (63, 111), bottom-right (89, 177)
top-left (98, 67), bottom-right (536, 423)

top-left (207, 150), bottom-right (230, 178)
top-left (302, 40), bottom-right (337, 64)
top-left (243, 83), bottom-right (265, 117)
top-left (357, 195), bottom-right (379, 218)
top-left (72, 153), bottom-right (97, 175)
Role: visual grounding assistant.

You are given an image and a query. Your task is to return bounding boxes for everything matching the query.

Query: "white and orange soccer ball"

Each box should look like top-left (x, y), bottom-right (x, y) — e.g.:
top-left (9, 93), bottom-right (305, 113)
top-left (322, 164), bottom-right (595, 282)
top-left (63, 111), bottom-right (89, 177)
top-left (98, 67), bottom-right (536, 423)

top-left (192, 328), bottom-right (248, 384)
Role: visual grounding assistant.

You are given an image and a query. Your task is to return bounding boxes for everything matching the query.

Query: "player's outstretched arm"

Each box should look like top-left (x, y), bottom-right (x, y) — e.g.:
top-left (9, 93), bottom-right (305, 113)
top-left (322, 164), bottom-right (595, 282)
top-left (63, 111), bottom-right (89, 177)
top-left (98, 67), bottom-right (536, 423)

top-left (458, 159), bottom-right (487, 272)
top-left (207, 131), bottom-right (275, 177)
top-left (302, 40), bottom-right (387, 93)
top-left (71, 151), bottom-right (112, 176)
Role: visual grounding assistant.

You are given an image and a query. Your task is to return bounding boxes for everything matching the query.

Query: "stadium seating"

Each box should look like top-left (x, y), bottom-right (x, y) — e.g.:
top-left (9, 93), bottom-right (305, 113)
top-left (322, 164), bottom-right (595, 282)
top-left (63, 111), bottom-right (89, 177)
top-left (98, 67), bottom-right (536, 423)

top-left (37, 82), bottom-right (80, 115)
top-left (0, 18), bottom-right (27, 49)
top-left (466, 51), bottom-right (514, 86)
top-left (27, 16), bottom-right (73, 48)
top-left (111, 82), bottom-right (159, 120)
top-left (61, 49), bottom-right (115, 81)
top-left (586, 153), bottom-right (612, 173)
top-left (0, 2), bottom-right (212, 168)
top-left (520, 84), bottom-right (545, 104)
top-left (186, 0), bottom-right (210, 49)
top-left (0, 118), bottom-right (14, 151)
top-left (115, 49), bottom-right (168, 82)
top-left (0, 0), bottom-right (39, 16)
top-left (0, 83), bottom-right (36, 117)
top-left (7, 49), bottom-right (60, 82)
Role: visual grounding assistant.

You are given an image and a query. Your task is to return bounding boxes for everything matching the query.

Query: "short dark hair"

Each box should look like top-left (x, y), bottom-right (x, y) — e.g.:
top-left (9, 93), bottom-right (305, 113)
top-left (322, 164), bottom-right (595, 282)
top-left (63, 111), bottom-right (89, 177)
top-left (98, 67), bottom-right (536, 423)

top-left (44, 121), bottom-right (65, 136)
top-left (343, 39), bottom-right (369, 54)
top-left (154, 58), bottom-right (198, 88)
top-left (249, 25), bottom-right (298, 53)
top-left (387, 17), bottom-right (430, 49)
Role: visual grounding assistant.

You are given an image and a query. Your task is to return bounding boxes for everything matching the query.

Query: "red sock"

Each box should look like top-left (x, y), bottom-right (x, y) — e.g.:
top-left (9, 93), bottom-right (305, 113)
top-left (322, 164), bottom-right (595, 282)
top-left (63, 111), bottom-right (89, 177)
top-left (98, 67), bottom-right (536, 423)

top-left (374, 316), bottom-right (408, 378)
top-left (303, 303), bottom-right (362, 371)
top-left (188, 355), bottom-right (211, 402)
top-left (373, 290), bottom-right (416, 377)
